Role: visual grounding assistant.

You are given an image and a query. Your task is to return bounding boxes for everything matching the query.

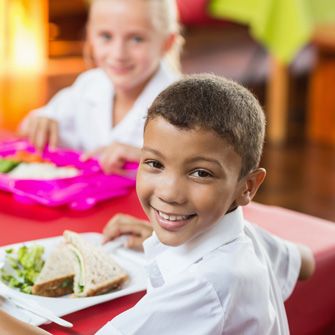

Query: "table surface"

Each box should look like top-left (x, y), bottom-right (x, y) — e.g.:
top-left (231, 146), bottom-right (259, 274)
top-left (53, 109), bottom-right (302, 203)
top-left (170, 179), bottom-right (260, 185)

top-left (0, 187), bottom-right (147, 335)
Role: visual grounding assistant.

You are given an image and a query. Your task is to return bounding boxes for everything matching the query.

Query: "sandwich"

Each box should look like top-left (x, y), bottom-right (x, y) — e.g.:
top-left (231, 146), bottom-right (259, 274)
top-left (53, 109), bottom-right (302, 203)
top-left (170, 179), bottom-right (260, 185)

top-left (63, 230), bottom-right (128, 297)
top-left (32, 231), bottom-right (128, 297)
top-left (32, 243), bottom-right (75, 297)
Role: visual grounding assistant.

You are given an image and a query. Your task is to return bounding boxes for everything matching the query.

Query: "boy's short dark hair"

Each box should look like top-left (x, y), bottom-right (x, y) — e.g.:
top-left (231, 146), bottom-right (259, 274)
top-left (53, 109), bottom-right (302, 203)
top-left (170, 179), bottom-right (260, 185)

top-left (147, 73), bottom-right (265, 177)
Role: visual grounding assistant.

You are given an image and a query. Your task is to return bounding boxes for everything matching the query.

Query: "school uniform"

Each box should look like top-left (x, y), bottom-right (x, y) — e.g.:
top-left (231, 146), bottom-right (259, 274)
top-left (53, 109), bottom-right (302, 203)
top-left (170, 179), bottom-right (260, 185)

top-left (96, 207), bottom-right (300, 335)
top-left (28, 63), bottom-right (179, 151)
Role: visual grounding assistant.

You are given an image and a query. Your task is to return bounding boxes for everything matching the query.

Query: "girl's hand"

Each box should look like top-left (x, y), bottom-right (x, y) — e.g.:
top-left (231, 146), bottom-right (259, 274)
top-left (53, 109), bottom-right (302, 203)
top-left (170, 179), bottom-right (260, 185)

top-left (19, 116), bottom-right (59, 152)
top-left (103, 214), bottom-right (153, 251)
top-left (81, 142), bottom-right (141, 175)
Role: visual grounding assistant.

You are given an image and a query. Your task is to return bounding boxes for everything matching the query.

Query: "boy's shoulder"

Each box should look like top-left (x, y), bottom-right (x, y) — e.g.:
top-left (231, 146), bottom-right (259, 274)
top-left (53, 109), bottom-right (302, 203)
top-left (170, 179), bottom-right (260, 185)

top-left (182, 238), bottom-right (288, 333)
top-left (191, 236), bottom-right (268, 297)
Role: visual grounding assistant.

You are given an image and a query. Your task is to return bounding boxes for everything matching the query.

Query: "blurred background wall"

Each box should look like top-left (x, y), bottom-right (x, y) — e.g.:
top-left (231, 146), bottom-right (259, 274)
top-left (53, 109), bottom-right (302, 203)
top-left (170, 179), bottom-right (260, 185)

top-left (0, 0), bottom-right (334, 221)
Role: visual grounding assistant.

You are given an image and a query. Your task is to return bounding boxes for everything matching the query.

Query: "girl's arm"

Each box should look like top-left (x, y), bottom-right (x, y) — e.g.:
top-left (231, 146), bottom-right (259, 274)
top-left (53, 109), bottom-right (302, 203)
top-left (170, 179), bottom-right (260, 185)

top-left (19, 116), bottom-right (59, 151)
top-left (0, 310), bottom-right (51, 335)
top-left (19, 69), bottom-right (97, 151)
top-left (82, 142), bottom-right (141, 175)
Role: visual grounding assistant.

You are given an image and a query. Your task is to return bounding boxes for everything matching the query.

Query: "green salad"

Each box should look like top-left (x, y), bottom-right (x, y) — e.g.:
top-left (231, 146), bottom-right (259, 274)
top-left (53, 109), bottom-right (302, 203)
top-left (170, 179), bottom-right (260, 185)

top-left (0, 159), bottom-right (20, 173)
top-left (0, 245), bottom-right (45, 294)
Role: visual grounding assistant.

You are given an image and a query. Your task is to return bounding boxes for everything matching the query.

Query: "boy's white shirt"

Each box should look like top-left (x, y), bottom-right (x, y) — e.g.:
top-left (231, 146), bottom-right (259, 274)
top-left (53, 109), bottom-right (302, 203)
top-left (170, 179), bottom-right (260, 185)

top-left (26, 62), bottom-right (179, 151)
top-left (96, 207), bottom-right (300, 335)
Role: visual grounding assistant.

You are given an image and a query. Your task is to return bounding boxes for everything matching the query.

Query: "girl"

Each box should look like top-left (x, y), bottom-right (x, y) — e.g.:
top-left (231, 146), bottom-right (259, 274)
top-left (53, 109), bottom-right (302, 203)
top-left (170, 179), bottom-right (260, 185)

top-left (20, 0), bottom-right (182, 174)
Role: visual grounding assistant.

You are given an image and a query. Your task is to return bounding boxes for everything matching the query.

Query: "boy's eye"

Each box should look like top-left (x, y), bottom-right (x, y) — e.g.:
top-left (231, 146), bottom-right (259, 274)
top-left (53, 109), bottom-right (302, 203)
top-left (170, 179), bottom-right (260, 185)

top-left (144, 160), bottom-right (163, 170)
top-left (190, 169), bottom-right (213, 178)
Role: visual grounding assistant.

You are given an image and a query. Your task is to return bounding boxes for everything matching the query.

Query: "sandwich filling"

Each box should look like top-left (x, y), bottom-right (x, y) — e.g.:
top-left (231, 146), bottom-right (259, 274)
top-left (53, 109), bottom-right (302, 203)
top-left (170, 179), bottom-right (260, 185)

top-left (67, 245), bottom-right (85, 294)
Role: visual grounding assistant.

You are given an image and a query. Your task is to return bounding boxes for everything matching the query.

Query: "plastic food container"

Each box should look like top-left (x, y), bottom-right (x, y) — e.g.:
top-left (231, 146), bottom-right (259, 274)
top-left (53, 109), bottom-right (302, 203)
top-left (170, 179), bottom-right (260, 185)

top-left (0, 140), bottom-right (137, 210)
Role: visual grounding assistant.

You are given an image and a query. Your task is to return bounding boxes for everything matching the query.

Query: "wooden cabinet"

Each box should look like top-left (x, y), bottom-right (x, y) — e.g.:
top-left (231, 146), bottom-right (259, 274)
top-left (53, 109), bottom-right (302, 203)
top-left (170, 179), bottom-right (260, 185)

top-left (308, 24), bottom-right (335, 145)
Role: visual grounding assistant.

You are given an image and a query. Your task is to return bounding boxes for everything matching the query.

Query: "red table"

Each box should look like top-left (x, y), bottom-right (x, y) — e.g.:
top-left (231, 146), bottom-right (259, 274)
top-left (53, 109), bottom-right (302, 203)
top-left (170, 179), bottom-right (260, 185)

top-left (0, 187), bottom-right (147, 335)
top-left (1, 188), bottom-right (335, 334)
top-left (245, 203), bottom-right (335, 335)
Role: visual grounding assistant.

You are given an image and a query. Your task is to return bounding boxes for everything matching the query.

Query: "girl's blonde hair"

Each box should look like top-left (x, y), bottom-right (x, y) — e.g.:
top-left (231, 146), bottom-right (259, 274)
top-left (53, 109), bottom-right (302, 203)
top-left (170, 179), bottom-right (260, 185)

top-left (148, 0), bottom-right (183, 73)
top-left (84, 0), bottom-right (183, 73)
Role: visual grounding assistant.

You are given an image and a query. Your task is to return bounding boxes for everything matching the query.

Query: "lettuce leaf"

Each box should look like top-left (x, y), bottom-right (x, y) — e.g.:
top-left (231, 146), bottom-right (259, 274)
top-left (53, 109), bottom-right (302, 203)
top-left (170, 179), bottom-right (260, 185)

top-left (1, 245), bottom-right (45, 294)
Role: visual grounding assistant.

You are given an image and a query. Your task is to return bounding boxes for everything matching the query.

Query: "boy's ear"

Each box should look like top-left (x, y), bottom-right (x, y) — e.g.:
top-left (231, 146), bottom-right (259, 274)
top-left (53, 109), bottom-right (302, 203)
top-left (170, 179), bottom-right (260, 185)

top-left (235, 168), bottom-right (266, 206)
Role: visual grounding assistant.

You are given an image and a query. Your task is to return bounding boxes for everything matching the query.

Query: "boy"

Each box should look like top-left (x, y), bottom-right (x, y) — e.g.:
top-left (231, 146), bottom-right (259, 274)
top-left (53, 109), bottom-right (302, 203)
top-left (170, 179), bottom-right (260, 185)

top-left (97, 74), bottom-right (313, 334)
top-left (0, 74), bottom-right (314, 334)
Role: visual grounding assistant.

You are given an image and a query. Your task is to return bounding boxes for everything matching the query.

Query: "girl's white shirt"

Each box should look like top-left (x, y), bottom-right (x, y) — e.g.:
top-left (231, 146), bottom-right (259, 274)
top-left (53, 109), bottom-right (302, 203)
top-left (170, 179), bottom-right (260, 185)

top-left (96, 207), bottom-right (300, 335)
top-left (27, 62), bottom-right (179, 151)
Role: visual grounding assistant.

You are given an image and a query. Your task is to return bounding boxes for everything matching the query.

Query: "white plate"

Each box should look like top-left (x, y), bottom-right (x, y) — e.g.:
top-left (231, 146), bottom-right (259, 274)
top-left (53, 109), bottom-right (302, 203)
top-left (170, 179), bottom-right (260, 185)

top-left (0, 233), bottom-right (147, 326)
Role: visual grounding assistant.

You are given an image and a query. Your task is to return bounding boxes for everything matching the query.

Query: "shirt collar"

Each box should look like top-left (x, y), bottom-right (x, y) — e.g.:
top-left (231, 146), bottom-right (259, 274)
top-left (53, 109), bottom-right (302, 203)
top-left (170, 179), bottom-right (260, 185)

top-left (131, 61), bottom-right (179, 110)
top-left (85, 62), bottom-right (178, 106)
top-left (85, 68), bottom-right (112, 105)
top-left (143, 207), bottom-right (245, 284)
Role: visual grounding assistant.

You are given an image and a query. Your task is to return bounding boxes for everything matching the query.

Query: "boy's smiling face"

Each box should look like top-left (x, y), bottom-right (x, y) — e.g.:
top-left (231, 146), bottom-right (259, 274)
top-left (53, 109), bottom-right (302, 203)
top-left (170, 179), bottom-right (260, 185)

top-left (136, 117), bottom-right (252, 247)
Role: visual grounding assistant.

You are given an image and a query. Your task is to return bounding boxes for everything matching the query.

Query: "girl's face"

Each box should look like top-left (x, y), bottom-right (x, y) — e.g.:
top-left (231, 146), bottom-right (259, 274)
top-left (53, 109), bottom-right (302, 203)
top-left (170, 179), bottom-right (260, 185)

top-left (88, 0), bottom-right (173, 94)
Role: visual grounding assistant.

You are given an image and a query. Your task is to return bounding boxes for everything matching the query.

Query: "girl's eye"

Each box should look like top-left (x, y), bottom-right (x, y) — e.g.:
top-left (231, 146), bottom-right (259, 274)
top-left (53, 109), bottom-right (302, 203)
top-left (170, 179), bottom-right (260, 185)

top-left (131, 35), bottom-right (144, 43)
top-left (144, 160), bottom-right (163, 169)
top-left (190, 169), bottom-right (213, 178)
top-left (99, 32), bottom-right (112, 41)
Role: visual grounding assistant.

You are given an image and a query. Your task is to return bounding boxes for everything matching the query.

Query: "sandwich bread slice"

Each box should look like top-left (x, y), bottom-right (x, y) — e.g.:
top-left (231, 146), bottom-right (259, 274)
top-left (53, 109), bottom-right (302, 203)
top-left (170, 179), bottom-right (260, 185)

top-left (32, 243), bottom-right (75, 297)
top-left (63, 230), bottom-right (128, 297)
